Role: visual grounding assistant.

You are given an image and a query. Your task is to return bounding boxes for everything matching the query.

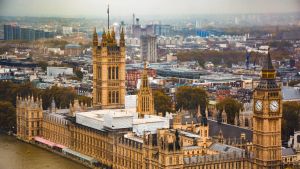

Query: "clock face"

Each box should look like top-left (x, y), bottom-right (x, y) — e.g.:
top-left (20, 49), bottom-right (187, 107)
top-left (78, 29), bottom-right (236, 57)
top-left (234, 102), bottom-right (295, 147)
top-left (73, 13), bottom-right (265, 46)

top-left (255, 100), bottom-right (263, 111)
top-left (270, 100), bottom-right (279, 112)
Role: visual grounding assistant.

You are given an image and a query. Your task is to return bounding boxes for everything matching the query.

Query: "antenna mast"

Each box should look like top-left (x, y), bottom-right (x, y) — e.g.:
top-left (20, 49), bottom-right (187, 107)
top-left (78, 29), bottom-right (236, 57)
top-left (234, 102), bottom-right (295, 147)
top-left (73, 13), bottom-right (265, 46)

top-left (107, 4), bottom-right (110, 29)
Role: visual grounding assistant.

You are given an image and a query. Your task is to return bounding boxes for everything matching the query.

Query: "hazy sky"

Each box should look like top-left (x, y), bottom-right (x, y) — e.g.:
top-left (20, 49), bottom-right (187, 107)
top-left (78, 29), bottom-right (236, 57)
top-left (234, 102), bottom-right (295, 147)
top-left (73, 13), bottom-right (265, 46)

top-left (1, 0), bottom-right (300, 17)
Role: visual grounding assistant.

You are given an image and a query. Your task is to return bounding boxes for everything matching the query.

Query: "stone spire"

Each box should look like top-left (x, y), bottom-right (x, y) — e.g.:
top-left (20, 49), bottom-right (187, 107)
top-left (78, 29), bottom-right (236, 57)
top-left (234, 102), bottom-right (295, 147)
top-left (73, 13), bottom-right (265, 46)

top-left (111, 27), bottom-right (116, 44)
top-left (262, 48), bottom-right (274, 70)
top-left (234, 113), bottom-right (239, 126)
top-left (141, 62), bottom-right (149, 88)
top-left (137, 62), bottom-right (154, 117)
top-left (257, 48), bottom-right (278, 89)
top-left (101, 29), bottom-right (107, 47)
top-left (93, 27), bottom-right (98, 47)
top-left (222, 106), bottom-right (227, 123)
top-left (200, 104), bottom-right (208, 126)
top-left (120, 27), bottom-right (125, 47)
top-left (50, 97), bottom-right (56, 113)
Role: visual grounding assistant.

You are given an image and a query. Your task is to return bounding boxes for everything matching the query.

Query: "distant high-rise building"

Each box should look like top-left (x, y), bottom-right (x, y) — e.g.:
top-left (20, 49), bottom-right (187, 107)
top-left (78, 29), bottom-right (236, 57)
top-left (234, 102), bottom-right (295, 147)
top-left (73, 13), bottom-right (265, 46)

top-left (62, 26), bottom-right (73, 35)
top-left (35, 30), bottom-right (45, 40)
top-left (153, 24), bottom-right (171, 36)
top-left (140, 35), bottom-right (157, 63)
top-left (21, 28), bottom-right (35, 41)
top-left (4, 24), bottom-right (20, 40)
top-left (3, 24), bottom-right (54, 41)
top-left (4, 24), bottom-right (13, 40)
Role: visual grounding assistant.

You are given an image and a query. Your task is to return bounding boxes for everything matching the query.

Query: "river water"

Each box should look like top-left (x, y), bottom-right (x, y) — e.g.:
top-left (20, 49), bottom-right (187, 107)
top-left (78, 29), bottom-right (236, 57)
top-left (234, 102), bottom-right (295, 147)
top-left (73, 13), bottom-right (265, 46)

top-left (0, 134), bottom-right (89, 169)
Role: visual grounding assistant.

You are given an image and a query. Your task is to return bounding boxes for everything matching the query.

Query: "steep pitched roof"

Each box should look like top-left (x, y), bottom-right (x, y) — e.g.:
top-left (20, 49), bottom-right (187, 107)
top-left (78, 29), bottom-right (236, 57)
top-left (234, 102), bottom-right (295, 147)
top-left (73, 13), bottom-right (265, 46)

top-left (262, 49), bottom-right (274, 70)
top-left (208, 120), bottom-right (253, 142)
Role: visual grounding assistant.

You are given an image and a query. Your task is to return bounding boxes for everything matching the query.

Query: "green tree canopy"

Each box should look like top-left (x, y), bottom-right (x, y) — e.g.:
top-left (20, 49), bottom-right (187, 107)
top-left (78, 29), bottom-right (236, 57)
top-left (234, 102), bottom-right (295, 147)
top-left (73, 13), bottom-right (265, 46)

top-left (216, 97), bottom-right (243, 124)
top-left (0, 81), bottom-right (93, 132)
top-left (153, 90), bottom-right (172, 116)
top-left (77, 95), bottom-right (92, 107)
top-left (282, 102), bottom-right (300, 141)
top-left (176, 86), bottom-right (208, 113)
top-left (74, 69), bottom-right (84, 81)
top-left (0, 101), bottom-right (16, 130)
top-left (37, 61), bottom-right (48, 72)
top-left (177, 49), bottom-right (291, 68)
top-left (41, 85), bottom-right (76, 109)
top-left (0, 81), bottom-right (81, 110)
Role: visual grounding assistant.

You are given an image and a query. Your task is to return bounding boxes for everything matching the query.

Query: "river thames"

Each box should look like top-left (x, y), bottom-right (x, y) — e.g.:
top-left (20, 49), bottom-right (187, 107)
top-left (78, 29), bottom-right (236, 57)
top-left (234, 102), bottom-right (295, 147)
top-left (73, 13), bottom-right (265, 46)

top-left (0, 134), bottom-right (89, 169)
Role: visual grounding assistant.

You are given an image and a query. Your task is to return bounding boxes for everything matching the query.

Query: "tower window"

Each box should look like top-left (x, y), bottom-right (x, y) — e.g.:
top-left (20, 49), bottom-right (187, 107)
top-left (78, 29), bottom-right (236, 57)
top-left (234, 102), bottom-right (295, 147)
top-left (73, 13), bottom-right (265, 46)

top-left (116, 91), bottom-right (119, 103)
top-left (109, 91), bottom-right (112, 103)
top-left (108, 67), bottom-right (111, 80)
top-left (98, 66), bottom-right (101, 79)
top-left (97, 91), bottom-right (101, 103)
top-left (116, 67), bottom-right (119, 79)
top-left (112, 67), bottom-right (115, 79)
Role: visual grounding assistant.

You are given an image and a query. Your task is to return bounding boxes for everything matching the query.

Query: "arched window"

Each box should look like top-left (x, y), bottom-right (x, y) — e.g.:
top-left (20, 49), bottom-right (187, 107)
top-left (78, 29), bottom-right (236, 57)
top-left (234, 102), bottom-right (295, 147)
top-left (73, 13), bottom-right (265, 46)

top-left (108, 67), bottom-right (111, 79)
top-left (112, 67), bottom-right (115, 79)
top-left (116, 91), bottom-right (119, 103)
top-left (116, 67), bottom-right (119, 79)
top-left (108, 91), bottom-right (112, 103)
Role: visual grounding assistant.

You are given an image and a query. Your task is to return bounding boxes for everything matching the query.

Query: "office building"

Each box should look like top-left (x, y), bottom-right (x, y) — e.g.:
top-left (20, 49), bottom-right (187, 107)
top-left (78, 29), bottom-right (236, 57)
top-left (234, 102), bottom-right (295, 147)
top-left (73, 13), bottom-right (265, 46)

top-left (140, 35), bottom-right (157, 63)
top-left (3, 24), bottom-right (54, 41)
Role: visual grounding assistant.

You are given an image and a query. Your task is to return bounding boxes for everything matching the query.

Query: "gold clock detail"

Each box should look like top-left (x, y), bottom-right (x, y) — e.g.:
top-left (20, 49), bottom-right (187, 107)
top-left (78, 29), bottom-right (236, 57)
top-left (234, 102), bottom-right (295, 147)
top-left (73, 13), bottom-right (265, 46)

top-left (255, 100), bottom-right (263, 111)
top-left (270, 100), bottom-right (279, 112)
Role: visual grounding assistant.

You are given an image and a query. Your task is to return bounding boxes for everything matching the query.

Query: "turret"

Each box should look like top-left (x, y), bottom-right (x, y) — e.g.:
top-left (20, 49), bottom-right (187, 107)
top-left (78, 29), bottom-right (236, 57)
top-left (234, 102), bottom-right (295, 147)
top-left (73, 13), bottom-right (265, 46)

top-left (93, 27), bottom-right (98, 47)
top-left (221, 106), bottom-right (227, 123)
top-left (50, 97), bottom-right (56, 113)
top-left (120, 27), bottom-right (125, 47)
top-left (16, 95), bottom-right (43, 141)
top-left (137, 62), bottom-right (154, 117)
top-left (111, 27), bottom-right (116, 44)
top-left (101, 29), bottom-right (107, 47)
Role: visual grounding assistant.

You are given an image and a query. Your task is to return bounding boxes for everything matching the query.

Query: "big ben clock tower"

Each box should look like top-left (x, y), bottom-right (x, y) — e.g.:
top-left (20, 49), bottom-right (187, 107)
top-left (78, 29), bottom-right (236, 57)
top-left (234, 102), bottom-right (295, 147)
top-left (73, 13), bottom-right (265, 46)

top-left (253, 49), bottom-right (282, 169)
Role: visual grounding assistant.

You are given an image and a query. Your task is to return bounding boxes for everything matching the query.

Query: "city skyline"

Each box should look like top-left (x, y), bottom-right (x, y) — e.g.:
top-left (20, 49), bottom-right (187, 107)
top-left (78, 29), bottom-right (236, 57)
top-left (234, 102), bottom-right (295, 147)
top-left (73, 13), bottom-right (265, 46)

top-left (1, 0), bottom-right (300, 18)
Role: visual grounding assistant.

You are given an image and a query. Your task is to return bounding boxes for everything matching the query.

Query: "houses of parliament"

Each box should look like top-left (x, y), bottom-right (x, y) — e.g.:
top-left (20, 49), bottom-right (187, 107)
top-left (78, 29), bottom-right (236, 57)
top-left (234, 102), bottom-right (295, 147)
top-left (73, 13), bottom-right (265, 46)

top-left (16, 8), bottom-right (283, 169)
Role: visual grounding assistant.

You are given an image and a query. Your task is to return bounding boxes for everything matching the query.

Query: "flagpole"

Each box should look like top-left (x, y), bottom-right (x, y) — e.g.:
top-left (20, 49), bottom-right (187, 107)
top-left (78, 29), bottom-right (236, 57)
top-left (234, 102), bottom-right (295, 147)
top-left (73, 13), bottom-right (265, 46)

top-left (107, 4), bottom-right (110, 30)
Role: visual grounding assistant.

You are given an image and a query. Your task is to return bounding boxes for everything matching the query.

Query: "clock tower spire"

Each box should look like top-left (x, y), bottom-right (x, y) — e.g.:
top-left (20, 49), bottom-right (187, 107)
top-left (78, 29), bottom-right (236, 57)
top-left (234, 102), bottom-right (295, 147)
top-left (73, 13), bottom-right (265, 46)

top-left (253, 48), bottom-right (282, 169)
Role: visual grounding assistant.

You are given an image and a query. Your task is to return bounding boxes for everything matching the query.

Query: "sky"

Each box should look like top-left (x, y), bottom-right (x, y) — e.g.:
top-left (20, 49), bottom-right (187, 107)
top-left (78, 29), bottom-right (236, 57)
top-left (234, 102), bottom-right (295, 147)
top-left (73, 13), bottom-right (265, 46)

top-left (0, 0), bottom-right (300, 17)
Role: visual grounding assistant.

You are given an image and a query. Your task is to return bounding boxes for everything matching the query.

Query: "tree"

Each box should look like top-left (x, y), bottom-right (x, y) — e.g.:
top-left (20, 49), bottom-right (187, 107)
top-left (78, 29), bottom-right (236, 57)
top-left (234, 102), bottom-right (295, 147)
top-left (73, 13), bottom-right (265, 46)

top-left (177, 49), bottom-right (291, 68)
top-left (153, 90), bottom-right (172, 116)
top-left (37, 61), bottom-right (48, 72)
top-left (282, 102), bottom-right (300, 141)
top-left (176, 86), bottom-right (208, 112)
top-left (0, 101), bottom-right (16, 130)
top-left (0, 81), bottom-right (39, 106)
top-left (77, 95), bottom-right (92, 107)
top-left (216, 97), bottom-right (242, 124)
top-left (288, 80), bottom-right (300, 87)
top-left (41, 85), bottom-right (76, 109)
top-left (74, 69), bottom-right (84, 81)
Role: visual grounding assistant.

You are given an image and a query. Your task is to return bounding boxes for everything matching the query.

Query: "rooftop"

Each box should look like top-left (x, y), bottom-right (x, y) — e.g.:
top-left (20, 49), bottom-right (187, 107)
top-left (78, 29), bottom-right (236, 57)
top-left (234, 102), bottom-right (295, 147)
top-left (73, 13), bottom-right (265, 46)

top-left (282, 86), bottom-right (300, 101)
top-left (282, 147), bottom-right (296, 156)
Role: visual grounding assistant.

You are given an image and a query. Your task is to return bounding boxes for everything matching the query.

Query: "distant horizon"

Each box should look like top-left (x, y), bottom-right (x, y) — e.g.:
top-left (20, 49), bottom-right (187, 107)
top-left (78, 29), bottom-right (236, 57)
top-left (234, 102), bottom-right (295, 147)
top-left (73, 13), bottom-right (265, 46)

top-left (0, 11), bottom-right (299, 20)
top-left (1, 0), bottom-right (300, 18)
